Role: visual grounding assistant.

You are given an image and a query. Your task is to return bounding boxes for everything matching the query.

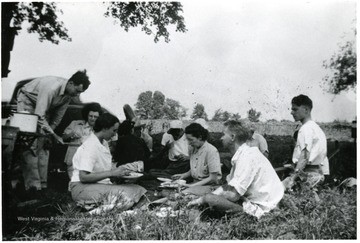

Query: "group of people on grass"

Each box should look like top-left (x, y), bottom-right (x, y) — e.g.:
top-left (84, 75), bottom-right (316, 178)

top-left (14, 69), bottom-right (330, 217)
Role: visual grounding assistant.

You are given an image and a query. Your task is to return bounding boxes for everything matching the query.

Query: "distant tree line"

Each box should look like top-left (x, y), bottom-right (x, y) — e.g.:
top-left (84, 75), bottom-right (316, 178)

top-left (135, 90), bottom-right (262, 122)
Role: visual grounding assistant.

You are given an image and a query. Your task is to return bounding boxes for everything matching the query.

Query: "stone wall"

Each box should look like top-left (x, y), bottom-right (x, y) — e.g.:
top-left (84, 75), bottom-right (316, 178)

top-left (141, 120), bottom-right (353, 142)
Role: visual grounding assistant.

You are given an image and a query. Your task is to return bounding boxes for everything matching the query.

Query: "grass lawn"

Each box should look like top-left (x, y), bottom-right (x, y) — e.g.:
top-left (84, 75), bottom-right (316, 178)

top-left (2, 171), bottom-right (357, 240)
top-left (2, 134), bottom-right (356, 240)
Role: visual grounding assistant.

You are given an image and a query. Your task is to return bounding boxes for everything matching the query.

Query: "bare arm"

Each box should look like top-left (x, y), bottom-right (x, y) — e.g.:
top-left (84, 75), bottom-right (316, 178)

top-left (79, 167), bottom-right (129, 183)
top-left (185, 173), bottom-right (218, 187)
top-left (291, 148), bottom-right (309, 180)
top-left (172, 170), bottom-right (191, 180)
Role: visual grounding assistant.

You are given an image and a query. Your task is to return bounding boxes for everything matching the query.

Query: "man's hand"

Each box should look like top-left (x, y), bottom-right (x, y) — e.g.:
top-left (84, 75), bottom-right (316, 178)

top-left (52, 133), bottom-right (64, 145)
top-left (187, 197), bottom-right (205, 207)
top-left (164, 141), bottom-right (173, 150)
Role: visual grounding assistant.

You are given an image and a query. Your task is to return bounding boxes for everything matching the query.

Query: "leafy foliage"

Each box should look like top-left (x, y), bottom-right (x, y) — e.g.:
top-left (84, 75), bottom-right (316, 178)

top-left (247, 108), bottom-right (261, 122)
top-left (9, 2), bottom-right (71, 44)
top-left (190, 104), bottom-right (208, 121)
top-left (105, 2), bottom-right (187, 43)
top-left (212, 108), bottom-right (241, 121)
top-left (135, 90), bottom-right (186, 119)
top-left (322, 30), bottom-right (356, 94)
top-left (163, 98), bottom-right (187, 120)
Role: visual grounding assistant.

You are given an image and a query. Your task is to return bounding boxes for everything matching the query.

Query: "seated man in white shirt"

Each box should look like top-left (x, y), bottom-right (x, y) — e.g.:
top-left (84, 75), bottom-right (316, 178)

top-left (283, 94), bottom-right (330, 190)
top-left (149, 120), bottom-right (190, 178)
top-left (188, 120), bottom-right (284, 218)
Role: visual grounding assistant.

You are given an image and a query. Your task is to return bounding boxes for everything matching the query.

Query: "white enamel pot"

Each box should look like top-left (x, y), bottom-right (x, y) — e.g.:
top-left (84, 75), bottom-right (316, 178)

top-left (9, 112), bottom-right (39, 132)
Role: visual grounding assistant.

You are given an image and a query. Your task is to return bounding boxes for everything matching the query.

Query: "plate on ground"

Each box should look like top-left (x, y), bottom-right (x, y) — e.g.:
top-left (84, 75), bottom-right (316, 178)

top-left (121, 172), bottom-right (143, 179)
top-left (157, 177), bottom-right (172, 182)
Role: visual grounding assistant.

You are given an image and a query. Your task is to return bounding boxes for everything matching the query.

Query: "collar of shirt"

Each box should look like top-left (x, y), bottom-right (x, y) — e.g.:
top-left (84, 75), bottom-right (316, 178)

top-left (88, 133), bottom-right (109, 152)
top-left (231, 143), bottom-right (250, 166)
top-left (83, 122), bottom-right (92, 129)
top-left (192, 141), bottom-right (208, 154)
top-left (59, 79), bottom-right (68, 96)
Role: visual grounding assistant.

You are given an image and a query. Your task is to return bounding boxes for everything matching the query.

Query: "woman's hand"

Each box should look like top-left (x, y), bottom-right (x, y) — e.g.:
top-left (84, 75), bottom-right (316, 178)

top-left (177, 154), bottom-right (189, 161)
top-left (172, 173), bottom-right (184, 180)
top-left (111, 167), bottom-right (130, 177)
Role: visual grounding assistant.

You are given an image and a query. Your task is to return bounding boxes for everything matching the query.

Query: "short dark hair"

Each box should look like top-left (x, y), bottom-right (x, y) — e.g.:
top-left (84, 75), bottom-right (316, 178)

top-left (93, 113), bottom-right (119, 132)
top-left (185, 123), bottom-right (208, 141)
top-left (81, 102), bottom-right (103, 122)
top-left (69, 69), bottom-right (91, 91)
top-left (223, 120), bottom-right (251, 143)
top-left (291, 94), bottom-right (313, 110)
top-left (118, 120), bottom-right (134, 136)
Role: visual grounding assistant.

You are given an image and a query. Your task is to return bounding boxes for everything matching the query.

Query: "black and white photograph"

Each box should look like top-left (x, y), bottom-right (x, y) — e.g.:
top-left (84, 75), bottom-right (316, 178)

top-left (1, 0), bottom-right (357, 240)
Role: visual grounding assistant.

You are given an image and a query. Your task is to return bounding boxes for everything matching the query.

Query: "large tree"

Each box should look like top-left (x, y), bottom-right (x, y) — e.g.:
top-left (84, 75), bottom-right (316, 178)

top-left (105, 2), bottom-right (187, 43)
top-left (2, 2), bottom-right (187, 78)
top-left (190, 104), bottom-right (208, 121)
top-left (322, 29), bottom-right (356, 94)
top-left (2, 2), bottom-right (70, 77)
top-left (135, 91), bottom-right (154, 119)
top-left (163, 98), bottom-right (187, 120)
top-left (135, 90), bottom-right (185, 119)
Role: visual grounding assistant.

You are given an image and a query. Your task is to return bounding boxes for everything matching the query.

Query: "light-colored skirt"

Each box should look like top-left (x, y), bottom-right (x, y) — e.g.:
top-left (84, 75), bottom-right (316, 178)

top-left (70, 182), bottom-right (146, 209)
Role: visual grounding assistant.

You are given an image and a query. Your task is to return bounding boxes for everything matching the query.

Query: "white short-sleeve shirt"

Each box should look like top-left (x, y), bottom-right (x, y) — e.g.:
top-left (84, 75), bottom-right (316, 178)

top-left (161, 133), bottom-right (189, 161)
top-left (292, 120), bottom-right (330, 175)
top-left (227, 144), bottom-right (284, 214)
top-left (71, 133), bottom-right (112, 184)
top-left (247, 132), bottom-right (269, 154)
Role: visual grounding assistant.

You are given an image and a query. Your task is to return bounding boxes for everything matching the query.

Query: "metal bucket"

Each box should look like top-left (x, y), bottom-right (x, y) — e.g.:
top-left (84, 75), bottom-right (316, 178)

top-left (9, 112), bottom-right (38, 132)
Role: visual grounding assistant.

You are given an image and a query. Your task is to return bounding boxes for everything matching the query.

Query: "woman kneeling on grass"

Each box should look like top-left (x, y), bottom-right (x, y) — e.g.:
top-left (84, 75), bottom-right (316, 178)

top-left (172, 122), bottom-right (222, 196)
top-left (70, 113), bottom-right (146, 209)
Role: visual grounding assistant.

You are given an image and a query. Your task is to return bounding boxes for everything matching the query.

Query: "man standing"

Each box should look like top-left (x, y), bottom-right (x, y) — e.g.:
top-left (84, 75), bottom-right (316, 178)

top-left (16, 70), bottom-right (91, 192)
top-left (188, 120), bottom-right (283, 218)
top-left (283, 94), bottom-right (330, 190)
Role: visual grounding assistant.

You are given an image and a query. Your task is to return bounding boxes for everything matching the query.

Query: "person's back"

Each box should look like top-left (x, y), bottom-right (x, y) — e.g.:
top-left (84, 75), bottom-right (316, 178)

top-left (114, 134), bottom-right (150, 167)
top-left (228, 145), bottom-right (283, 212)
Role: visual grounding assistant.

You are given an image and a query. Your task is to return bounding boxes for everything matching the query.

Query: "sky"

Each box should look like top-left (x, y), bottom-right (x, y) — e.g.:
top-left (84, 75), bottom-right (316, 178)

top-left (1, 0), bottom-right (357, 122)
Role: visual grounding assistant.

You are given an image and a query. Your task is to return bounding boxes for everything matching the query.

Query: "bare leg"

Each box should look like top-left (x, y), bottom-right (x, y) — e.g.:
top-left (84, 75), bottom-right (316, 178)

top-left (203, 194), bottom-right (242, 213)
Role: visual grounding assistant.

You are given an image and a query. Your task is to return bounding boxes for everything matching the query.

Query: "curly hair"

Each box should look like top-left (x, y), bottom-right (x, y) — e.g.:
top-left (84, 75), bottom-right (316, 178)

top-left (81, 102), bottom-right (103, 122)
top-left (69, 69), bottom-right (91, 91)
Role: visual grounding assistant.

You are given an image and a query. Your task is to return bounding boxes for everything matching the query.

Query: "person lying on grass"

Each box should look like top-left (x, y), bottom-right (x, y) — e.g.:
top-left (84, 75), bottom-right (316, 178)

top-left (172, 122), bottom-right (222, 196)
top-left (70, 113), bottom-right (147, 210)
top-left (187, 120), bottom-right (284, 218)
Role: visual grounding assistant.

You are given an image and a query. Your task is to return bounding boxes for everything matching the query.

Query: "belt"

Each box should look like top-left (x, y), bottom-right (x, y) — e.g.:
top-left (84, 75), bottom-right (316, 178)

top-left (305, 164), bottom-right (321, 170)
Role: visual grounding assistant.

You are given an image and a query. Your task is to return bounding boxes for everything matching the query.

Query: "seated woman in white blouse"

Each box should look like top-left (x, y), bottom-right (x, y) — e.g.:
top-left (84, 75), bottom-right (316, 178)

top-left (70, 113), bottom-right (146, 209)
